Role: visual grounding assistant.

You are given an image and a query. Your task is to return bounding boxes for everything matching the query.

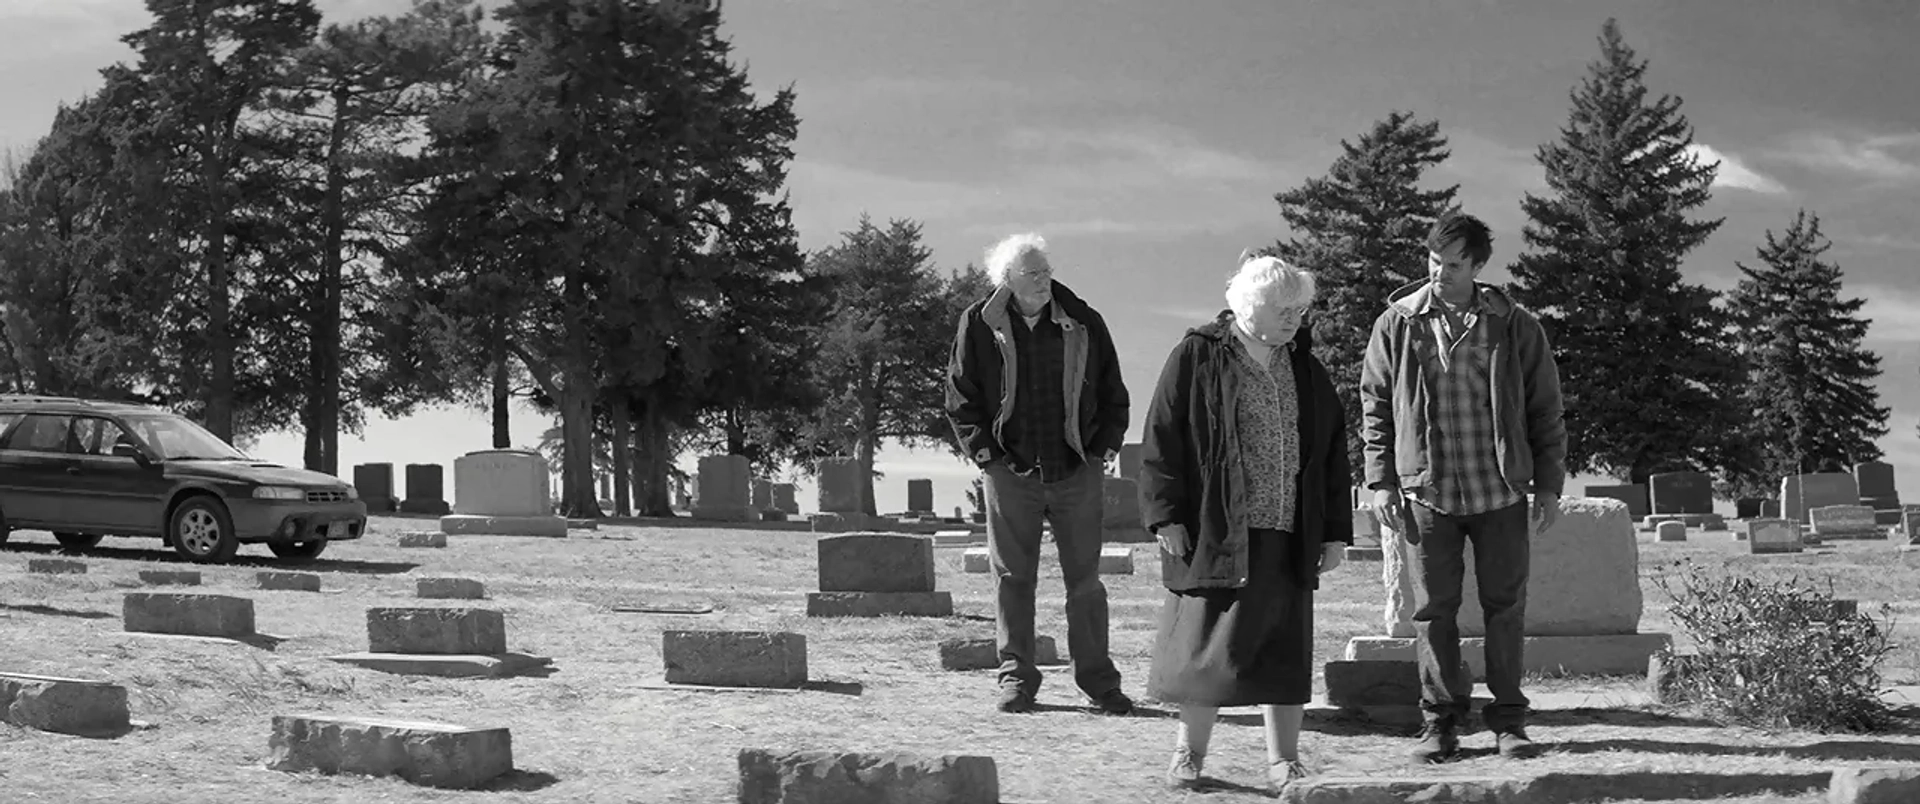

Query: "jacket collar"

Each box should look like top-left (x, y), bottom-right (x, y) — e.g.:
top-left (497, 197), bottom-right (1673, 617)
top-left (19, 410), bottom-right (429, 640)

top-left (1386, 280), bottom-right (1514, 319)
top-left (982, 280), bottom-right (1082, 332)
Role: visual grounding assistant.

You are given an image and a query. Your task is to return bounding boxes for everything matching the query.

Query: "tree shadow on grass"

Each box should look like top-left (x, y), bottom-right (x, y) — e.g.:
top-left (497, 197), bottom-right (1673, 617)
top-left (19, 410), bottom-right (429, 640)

top-left (1552, 737), bottom-right (1920, 762)
top-left (2, 541), bottom-right (418, 575)
top-left (478, 769), bottom-right (561, 792)
top-left (1530, 707), bottom-right (1722, 728)
top-left (0, 602), bottom-right (116, 620)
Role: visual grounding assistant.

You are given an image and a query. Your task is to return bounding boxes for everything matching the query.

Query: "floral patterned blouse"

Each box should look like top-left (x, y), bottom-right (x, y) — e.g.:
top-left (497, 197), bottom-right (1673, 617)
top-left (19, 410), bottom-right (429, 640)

top-left (1230, 325), bottom-right (1302, 531)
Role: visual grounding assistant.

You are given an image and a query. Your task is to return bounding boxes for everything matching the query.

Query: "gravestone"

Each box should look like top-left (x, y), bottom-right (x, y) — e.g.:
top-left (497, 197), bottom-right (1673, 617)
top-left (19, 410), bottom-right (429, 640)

top-left (0, 672), bottom-right (130, 736)
top-left (1780, 472), bottom-right (1859, 524)
top-left (1734, 497), bottom-right (1767, 519)
top-left (258, 572), bottom-right (321, 592)
top-left (398, 530), bottom-right (447, 548)
top-left (267, 714), bottom-right (513, 790)
top-left (1345, 545), bottom-right (1385, 561)
top-left (1760, 499), bottom-right (1781, 518)
top-left (817, 458), bottom-right (862, 513)
top-left (662, 631), bottom-right (806, 688)
top-left (771, 483), bottom-right (798, 515)
top-left (751, 479), bottom-right (773, 515)
top-left (418, 578), bottom-right (485, 600)
top-left (1101, 476), bottom-right (1150, 542)
top-left (1349, 496), bottom-right (1669, 677)
top-left (1324, 660), bottom-right (1420, 708)
top-left (400, 463), bottom-right (450, 515)
top-left (738, 749), bottom-right (998, 804)
top-left (1809, 504), bottom-right (1884, 539)
top-left (691, 455), bottom-right (754, 522)
top-left (439, 450), bottom-right (567, 537)
top-left (367, 608), bottom-right (506, 655)
top-left (1655, 521), bottom-right (1686, 542)
top-left (1098, 545), bottom-right (1133, 574)
top-left (123, 593), bottom-right (255, 639)
top-left (1856, 461), bottom-right (1897, 500)
top-left (939, 636), bottom-right (1060, 671)
top-left (1904, 504), bottom-right (1920, 543)
top-left (139, 569), bottom-right (201, 586)
top-left (906, 479), bottom-right (935, 515)
top-left (352, 463), bottom-right (397, 513)
top-left (1584, 484), bottom-right (1650, 519)
top-left (1352, 506), bottom-right (1379, 543)
top-left (1648, 472), bottom-right (1712, 514)
top-left (808, 533), bottom-right (952, 618)
top-left (1117, 443), bottom-right (1143, 480)
top-left (962, 546), bottom-right (990, 573)
top-left (1748, 518), bottom-right (1802, 554)
top-left (27, 559), bottom-right (86, 575)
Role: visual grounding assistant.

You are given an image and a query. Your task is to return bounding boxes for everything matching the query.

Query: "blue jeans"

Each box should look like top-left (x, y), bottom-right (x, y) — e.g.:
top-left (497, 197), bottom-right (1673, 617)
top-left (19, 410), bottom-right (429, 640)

top-left (983, 461), bottom-right (1120, 697)
top-left (1406, 500), bottom-right (1531, 731)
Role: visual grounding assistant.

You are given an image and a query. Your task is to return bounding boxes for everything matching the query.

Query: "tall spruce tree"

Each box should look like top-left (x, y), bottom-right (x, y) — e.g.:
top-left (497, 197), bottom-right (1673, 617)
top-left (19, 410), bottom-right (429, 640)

top-left (1270, 112), bottom-right (1457, 483)
top-left (1507, 19), bottom-right (1750, 484)
top-left (1724, 210), bottom-right (1888, 486)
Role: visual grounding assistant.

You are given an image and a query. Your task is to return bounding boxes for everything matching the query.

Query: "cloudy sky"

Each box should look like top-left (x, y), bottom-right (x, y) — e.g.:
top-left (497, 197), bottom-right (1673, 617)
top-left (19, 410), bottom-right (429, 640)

top-left (2, 0), bottom-right (1915, 511)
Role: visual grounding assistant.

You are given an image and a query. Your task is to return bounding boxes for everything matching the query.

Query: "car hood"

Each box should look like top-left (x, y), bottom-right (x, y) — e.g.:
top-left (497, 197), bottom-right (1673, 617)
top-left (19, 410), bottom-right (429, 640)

top-left (165, 460), bottom-right (348, 487)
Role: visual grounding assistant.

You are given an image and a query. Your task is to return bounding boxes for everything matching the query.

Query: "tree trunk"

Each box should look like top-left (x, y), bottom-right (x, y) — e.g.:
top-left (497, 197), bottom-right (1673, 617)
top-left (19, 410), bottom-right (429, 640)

top-left (315, 85), bottom-right (349, 477)
top-left (632, 393), bottom-right (675, 517)
top-left (558, 373), bottom-right (600, 518)
top-left (490, 320), bottom-right (511, 448)
top-left (203, 147), bottom-right (234, 441)
top-left (856, 393), bottom-right (881, 515)
top-left (611, 396), bottom-right (632, 517)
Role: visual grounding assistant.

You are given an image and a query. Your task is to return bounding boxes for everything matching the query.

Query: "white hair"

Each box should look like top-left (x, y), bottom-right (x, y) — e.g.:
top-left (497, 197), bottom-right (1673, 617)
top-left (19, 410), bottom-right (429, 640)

top-left (984, 233), bottom-right (1049, 287)
top-left (1225, 255), bottom-right (1317, 318)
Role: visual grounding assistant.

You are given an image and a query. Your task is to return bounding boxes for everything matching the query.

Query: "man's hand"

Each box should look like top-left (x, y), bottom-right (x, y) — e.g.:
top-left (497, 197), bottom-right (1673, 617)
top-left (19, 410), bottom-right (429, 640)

top-left (1531, 492), bottom-right (1560, 533)
top-left (1318, 541), bottom-right (1344, 575)
top-left (1155, 524), bottom-right (1190, 558)
top-left (1373, 487), bottom-right (1415, 545)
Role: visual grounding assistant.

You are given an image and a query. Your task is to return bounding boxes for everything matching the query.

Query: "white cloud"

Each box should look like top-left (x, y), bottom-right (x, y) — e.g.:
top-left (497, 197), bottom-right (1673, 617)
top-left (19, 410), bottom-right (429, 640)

top-left (1859, 285), bottom-right (1920, 343)
top-left (1686, 143), bottom-right (1788, 195)
top-left (1774, 131), bottom-right (1920, 183)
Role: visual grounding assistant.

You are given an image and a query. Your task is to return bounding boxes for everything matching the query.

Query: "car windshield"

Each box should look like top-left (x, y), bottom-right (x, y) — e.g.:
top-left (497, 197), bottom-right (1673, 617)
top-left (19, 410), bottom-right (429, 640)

top-left (119, 414), bottom-right (250, 461)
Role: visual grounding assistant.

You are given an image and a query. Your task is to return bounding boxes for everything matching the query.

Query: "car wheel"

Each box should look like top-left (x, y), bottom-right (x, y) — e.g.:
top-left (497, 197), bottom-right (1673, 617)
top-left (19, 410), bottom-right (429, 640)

top-left (267, 540), bottom-right (327, 562)
top-left (54, 532), bottom-right (104, 550)
top-left (170, 496), bottom-right (238, 564)
top-left (0, 508), bottom-right (9, 547)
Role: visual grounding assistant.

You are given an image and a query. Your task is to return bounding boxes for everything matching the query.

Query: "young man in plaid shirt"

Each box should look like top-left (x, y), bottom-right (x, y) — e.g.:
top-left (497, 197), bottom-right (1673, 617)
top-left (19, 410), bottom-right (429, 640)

top-left (1360, 212), bottom-right (1567, 763)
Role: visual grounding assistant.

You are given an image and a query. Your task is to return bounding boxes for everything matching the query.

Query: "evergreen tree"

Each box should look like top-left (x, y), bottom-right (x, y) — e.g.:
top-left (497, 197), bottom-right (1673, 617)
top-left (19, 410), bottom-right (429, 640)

top-left (1724, 210), bottom-right (1888, 488)
top-left (1507, 19), bottom-right (1750, 484)
top-left (1269, 111), bottom-right (1457, 483)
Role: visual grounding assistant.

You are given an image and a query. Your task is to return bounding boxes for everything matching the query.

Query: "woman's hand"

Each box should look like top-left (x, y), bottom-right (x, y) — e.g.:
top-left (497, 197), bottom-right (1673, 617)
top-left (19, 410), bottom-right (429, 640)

top-left (1318, 541), bottom-right (1345, 575)
top-left (1154, 524), bottom-right (1190, 557)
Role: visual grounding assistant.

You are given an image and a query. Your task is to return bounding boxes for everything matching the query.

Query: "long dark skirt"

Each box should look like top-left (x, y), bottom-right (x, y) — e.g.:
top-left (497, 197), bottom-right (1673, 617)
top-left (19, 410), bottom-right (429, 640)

top-left (1147, 527), bottom-right (1314, 706)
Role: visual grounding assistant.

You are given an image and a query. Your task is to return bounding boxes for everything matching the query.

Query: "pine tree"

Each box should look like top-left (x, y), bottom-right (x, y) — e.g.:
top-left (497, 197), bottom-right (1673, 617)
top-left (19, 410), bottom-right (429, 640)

top-left (1270, 112), bottom-right (1457, 483)
top-left (1508, 19), bottom-right (1751, 485)
top-left (1725, 210), bottom-right (1888, 486)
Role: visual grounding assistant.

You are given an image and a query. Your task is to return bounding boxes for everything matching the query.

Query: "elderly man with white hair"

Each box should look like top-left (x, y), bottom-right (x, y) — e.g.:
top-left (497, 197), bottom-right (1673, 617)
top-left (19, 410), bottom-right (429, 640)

top-left (945, 233), bottom-right (1134, 717)
top-left (1137, 253), bottom-right (1354, 794)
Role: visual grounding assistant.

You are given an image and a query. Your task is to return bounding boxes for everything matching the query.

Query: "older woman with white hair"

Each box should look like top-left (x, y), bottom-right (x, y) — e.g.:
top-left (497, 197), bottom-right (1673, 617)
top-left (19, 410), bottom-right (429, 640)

top-left (1137, 253), bottom-right (1354, 794)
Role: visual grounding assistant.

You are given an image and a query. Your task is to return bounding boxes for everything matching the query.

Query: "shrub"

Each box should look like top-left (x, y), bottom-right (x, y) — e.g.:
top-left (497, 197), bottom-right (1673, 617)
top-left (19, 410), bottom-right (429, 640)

top-left (1651, 560), bottom-right (1895, 732)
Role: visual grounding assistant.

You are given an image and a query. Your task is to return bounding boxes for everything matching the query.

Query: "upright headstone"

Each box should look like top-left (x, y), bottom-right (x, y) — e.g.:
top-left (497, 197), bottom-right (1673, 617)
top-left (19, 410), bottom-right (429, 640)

top-left (807, 533), bottom-right (952, 617)
top-left (1855, 461), bottom-right (1897, 500)
top-left (1101, 476), bottom-right (1151, 543)
top-left (1734, 497), bottom-right (1766, 519)
top-left (1584, 484), bottom-right (1649, 518)
top-left (400, 463), bottom-right (450, 515)
top-left (353, 463), bottom-right (397, 513)
top-left (691, 455), bottom-right (754, 522)
top-left (0, 673), bottom-right (130, 736)
top-left (1349, 496), bottom-right (1670, 677)
top-left (1809, 504), bottom-right (1884, 540)
top-left (662, 631), bottom-right (806, 688)
top-left (123, 593), bottom-right (255, 639)
top-left (817, 458), bottom-right (862, 513)
top-left (1117, 443), bottom-right (1144, 480)
top-left (1780, 472), bottom-right (1860, 524)
top-left (771, 483), bottom-right (799, 515)
top-left (1747, 517), bottom-right (1802, 554)
top-left (1903, 504), bottom-right (1920, 544)
top-left (906, 479), bottom-right (935, 515)
top-left (1655, 521), bottom-right (1686, 542)
top-left (1352, 506), bottom-right (1379, 544)
top-left (751, 479), bottom-right (773, 514)
top-left (440, 450), bottom-right (567, 537)
top-left (1648, 472), bottom-right (1712, 515)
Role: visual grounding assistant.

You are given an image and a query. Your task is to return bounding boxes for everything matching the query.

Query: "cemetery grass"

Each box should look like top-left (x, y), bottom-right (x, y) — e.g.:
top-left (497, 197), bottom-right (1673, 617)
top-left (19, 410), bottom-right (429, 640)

top-left (2, 524), bottom-right (1920, 803)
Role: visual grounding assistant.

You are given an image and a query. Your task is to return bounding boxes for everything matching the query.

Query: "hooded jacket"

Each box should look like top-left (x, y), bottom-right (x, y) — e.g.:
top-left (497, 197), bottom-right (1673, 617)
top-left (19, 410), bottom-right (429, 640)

top-left (1136, 312), bottom-right (1353, 592)
top-left (944, 280), bottom-right (1129, 467)
top-left (1358, 280), bottom-right (1567, 497)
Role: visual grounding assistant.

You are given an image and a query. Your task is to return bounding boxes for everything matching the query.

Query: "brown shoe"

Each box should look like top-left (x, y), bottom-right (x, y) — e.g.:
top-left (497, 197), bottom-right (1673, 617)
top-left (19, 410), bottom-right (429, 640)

top-left (1266, 758), bottom-right (1309, 796)
top-left (1410, 724), bottom-right (1458, 764)
top-left (997, 686), bottom-right (1035, 714)
top-left (1165, 746), bottom-right (1204, 790)
top-left (1495, 727), bottom-right (1539, 759)
top-left (1090, 688), bottom-right (1134, 716)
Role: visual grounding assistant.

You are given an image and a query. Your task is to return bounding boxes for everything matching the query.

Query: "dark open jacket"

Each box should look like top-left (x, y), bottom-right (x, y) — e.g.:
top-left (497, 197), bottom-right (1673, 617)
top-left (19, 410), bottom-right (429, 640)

top-left (944, 280), bottom-right (1130, 467)
top-left (1137, 312), bottom-right (1353, 592)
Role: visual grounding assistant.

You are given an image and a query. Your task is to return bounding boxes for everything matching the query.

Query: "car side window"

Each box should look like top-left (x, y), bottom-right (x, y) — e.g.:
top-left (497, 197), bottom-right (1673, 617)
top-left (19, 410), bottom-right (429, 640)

top-left (71, 417), bottom-right (130, 456)
top-left (2, 414), bottom-right (74, 453)
top-left (0, 413), bottom-right (20, 439)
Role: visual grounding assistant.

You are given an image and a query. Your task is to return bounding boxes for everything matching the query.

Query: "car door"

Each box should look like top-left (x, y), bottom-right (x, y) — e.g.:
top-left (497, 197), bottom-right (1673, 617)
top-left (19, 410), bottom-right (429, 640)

top-left (0, 413), bottom-right (77, 527)
top-left (67, 416), bottom-right (169, 535)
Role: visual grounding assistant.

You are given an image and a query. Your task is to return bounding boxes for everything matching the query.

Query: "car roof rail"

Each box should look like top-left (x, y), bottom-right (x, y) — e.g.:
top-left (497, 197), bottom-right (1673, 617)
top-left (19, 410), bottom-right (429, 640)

top-left (0, 394), bottom-right (86, 404)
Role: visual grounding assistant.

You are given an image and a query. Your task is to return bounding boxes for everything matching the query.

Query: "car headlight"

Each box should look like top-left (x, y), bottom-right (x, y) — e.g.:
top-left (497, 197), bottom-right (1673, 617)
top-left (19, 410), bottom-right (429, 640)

top-left (344, 486), bottom-right (359, 500)
top-left (252, 486), bottom-right (304, 500)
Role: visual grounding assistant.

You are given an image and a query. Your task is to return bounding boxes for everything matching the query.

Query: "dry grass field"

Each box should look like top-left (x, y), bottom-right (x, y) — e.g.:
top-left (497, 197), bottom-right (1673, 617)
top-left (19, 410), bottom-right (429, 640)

top-left (3, 517), bottom-right (1919, 803)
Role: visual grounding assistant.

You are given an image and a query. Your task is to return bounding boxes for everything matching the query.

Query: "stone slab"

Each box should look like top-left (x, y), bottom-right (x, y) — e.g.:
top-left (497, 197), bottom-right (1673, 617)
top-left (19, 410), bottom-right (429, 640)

top-left (1344, 545), bottom-right (1384, 562)
top-left (1655, 521), bottom-right (1686, 542)
top-left (138, 569), bottom-right (202, 586)
top-left (809, 512), bottom-right (883, 533)
top-left (1324, 660), bottom-right (1420, 708)
top-left (398, 530), bottom-right (448, 548)
top-left (27, 559), bottom-right (86, 575)
top-left (267, 713), bottom-right (512, 790)
top-left (367, 608), bottom-right (506, 655)
top-left (438, 514), bottom-right (567, 538)
top-left (1098, 545), bottom-right (1133, 574)
top-left (0, 672), bottom-right (130, 736)
top-left (326, 652), bottom-right (550, 679)
top-left (452, 449), bottom-right (549, 517)
top-left (1781, 472), bottom-right (1859, 523)
top-left (398, 498), bottom-right (451, 515)
top-left (738, 749), bottom-right (997, 804)
top-left (931, 530), bottom-right (982, 547)
top-left (1854, 460), bottom-right (1897, 500)
top-left (1351, 506), bottom-right (1379, 541)
top-left (805, 591), bottom-right (952, 618)
top-left (1907, 506), bottom-right (1920, 543)
top-left (124, 593), bottom-right (256, 639)
top-left (417, 578), bottom-right (485, 600)
top-left (1831, 766), bottom-right (1920, 804)
top-left (258, 571), bottom-right (321, 592)
top-left (1639, 512), bottom-right (1726, 531)
top-left (1101, 476), bottom-right (1146, 539)
top-left (1811, 504), bottom-right (1882, 537)
top-left (817, 533), bottom-right (936, 593)
top-left (1747, 517), bottom-right (1803, 554)
top-left (1380, 496), bottom-right (1642, 638)
top-left (1648, 471), bottom-right (1712, 514)
top-left (938, 636), bottom-right (1061, 671)
top-left (1344, 633), bottom-right (1673, 678)
top-left (961, 546), bottom-right (990, 573)
top-left (662, 631), bottom-right (806, 688)
top-left (817, 458), bottom-right (863, 513)
top-left (1117, 442), bottom-right (1143, 480)
top-left (1584, 483), bottom-right (1650, 518)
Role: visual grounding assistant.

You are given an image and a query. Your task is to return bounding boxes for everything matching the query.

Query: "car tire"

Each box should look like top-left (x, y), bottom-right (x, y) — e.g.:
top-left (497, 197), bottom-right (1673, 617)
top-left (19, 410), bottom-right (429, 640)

top-left (170, 496), bottom-right (239, 564)
top-left (54, 532), bottom-right (104, 550)
top-left (267, 540), bottom-right (327, 562)
top-left (0, 508), bottom-right (9, 547)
